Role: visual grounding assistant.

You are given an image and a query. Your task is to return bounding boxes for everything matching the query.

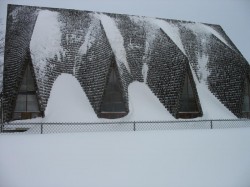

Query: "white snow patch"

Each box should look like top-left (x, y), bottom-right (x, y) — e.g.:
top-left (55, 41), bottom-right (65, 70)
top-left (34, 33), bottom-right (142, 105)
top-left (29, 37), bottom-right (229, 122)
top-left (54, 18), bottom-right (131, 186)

top-left (196, 83), bottom-right (237, 119)
top-left (11, 73), bottom-right (237, 123)
top-left (44, 73), bottom-right (98, 122)
top-left (78, 17), bottom-right (99, 55)
top-left (189, 64), bottom-right (236, 120)
top-left (201, 24), bottom-right (232, 48)
top-left (127, 41), bottom-right (142, 50)
top-left (95, 13), bottom-right (131, 73)
top-left (78, 28), bottom-right (95, 55)
top-left (124, 81), bottom-right (175, 121)
top-left (1, 128), bottom-right (250, 187)
top-left (33, 74), bottom-right (174, 122)
top-left (142, 63), bottom-right (148, 83)
top-left (74, 15), bottom-right (101, 75)
top-left (30, 10), bottom-right (64, 78)
top-left (183, 23), bottom-right (213, 83)
top-left (130, 16), bottom-right (159, 63)
top-left (0, 18), bottom-right (5, 92)
top-left (197, 53), bottom-right (210, 83)
top-left (154, 19), bottom-right (186, 55)
top-left (0, 54), bottom-right (3, 92)
top-left (184, 22), bottom-right (232, 49)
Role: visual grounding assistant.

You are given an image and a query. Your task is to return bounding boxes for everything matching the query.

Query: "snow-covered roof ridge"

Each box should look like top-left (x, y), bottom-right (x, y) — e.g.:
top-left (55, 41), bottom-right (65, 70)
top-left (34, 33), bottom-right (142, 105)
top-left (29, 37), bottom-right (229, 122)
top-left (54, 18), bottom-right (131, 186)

top-left (94, 13), bottom-right (131, 73)
top-left (0, 18), bottom-right (5, 92)
top-left (183, 22), bottom-right (233, 50)
top-left (74, 14), bottom-right (100, 76)
top-left (130, 16), bottom-right (187, 58)
top-left (188, 62), bottom-right (236, 119)
top-left (30, 9), bottom-right (65, 79)
top-left (179, 22), bottom-right (222, 84)
top-left (78, 14), bottom-right (100, 55)
top-left (154, 19), bottom-right (186, 56)
top-left (197, 53), bottom-right (210, 84)
top-left (129, 16), bottom-right (160, 64)
top-left (180, 21), bottom-right (238, 85)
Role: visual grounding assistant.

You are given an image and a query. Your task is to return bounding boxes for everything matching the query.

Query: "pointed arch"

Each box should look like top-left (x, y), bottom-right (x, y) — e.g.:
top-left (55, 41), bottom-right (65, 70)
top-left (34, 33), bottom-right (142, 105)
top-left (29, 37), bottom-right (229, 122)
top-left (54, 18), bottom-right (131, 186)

top-left (242, 77), bottom-right (250, 118)
top-left (178, 73), bottom-right (202, 119)
top-left (99, 61), bottom-right (128, 119)
top-left (13, 63), bottom-right (43, 120)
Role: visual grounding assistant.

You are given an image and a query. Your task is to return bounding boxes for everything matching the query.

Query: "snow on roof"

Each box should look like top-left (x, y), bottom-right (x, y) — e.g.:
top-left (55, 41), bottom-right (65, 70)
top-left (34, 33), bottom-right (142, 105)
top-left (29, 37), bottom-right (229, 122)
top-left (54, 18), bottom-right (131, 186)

top-left (130, 16), bottom-right (187, 59)
top-left (3, 5), bottom-right (248, 122)
top-left (30, 10), bottom-right (65, 79)
top-left (183, 22), bottom-right (233, 50)
top-left (78, 14), bottom-right (99, 55)
top-left (180, 22), bottom-right (238, 87)
top-left (129, 16), bottom-right (159, 61)
top-left (141, 63), bottom-right (149, 83)
top-left (197, 53), bottom-right (210, 83)
top-left (95, 13), bottom-right (131, 73)
top-left (180, 23), bottom-right (215, 83)
top-left (0, 18), bottom-right (4, 92)
top-left (29, 10), bottom-right (239, 121)
top-left (188, 63), bottom-right (236, 119)
top-left (154, 19), bottom-right (186, 55)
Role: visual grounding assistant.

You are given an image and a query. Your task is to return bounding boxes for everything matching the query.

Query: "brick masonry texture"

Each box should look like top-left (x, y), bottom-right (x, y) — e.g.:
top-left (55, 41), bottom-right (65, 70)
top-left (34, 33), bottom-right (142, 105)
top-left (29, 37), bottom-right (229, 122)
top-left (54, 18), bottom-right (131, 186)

top-left (3, 5), bottom-right (39, 121)
top-left (178, 23), bottom-right (250, 117)
top-left (207, 36), bottom-right (249, 117)
top-left (109, 14), bottom-right (146, 82)
top-left (146, 29), bottom-right (202, 117)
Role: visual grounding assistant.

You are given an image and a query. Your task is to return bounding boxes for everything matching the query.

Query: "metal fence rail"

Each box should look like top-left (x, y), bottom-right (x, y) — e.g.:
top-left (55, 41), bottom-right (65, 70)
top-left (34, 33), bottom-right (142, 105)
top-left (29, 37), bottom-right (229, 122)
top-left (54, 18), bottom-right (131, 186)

top-left (0, 119), bottom-right (250, 134)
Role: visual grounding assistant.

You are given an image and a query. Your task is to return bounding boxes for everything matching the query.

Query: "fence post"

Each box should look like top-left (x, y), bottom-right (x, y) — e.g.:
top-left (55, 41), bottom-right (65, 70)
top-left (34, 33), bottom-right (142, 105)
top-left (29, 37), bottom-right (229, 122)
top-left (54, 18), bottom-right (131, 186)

top-left (41, 123), bottom-right (43, 134)
top-left (133, 121), bottom-right (136, 131)
top-left (210, 120), bottom-right (213, 129)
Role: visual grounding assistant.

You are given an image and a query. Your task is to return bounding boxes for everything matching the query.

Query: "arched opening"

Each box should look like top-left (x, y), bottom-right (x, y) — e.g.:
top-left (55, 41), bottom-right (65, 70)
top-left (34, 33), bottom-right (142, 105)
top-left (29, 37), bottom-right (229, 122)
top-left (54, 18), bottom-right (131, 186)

top-left (99, 62), bottom-right (128, 119)
top-left (178, 74), bottom-right (200, 119)
top-left (13, 64), bottom-right (42, 120)
top-left (242, 78), bottom-right (250, 118)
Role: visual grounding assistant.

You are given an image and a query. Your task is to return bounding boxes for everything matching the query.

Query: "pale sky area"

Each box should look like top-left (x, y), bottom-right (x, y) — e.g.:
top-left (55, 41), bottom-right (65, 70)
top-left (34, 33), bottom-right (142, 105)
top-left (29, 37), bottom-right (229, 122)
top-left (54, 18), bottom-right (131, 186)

top-left (0, 0), bottom-right (249, 61)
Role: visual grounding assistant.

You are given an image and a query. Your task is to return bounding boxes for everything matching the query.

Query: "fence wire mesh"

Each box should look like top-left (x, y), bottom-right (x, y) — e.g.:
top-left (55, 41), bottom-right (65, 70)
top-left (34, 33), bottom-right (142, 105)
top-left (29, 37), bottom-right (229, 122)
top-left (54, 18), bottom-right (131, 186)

top-left (0, 119), bottom-right (250, 134)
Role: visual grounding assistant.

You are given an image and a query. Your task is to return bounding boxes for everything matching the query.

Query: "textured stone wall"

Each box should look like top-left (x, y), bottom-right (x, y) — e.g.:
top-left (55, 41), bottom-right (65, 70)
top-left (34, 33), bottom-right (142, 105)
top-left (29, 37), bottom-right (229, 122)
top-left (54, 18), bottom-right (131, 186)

top-left (34, 55), bottom-right (63, 112)
top-left (75, 20), bottom-right (119, 114)
top-left (205, 24), bottom-right (242, 55)
top-left (111, 15), bottom-right (203, 117)
top-left (28, 10), bottom-right (92, 113)
top-left (107, 14), bottom-right (137, 111)
top-left (178, 26), bottom-right (200, 79)
top-left (207, 35), bottom-right (249, 117)
top-left (109, 14), bottom-right (146, 82)
top-left (58, 10), bottom-right (91, 74)
top-left (179, 23), bottom-right (250, 117)
top-left (3, 5), bottom-right (39, 121)
top-left (147, 29), bottom-right (196, 117)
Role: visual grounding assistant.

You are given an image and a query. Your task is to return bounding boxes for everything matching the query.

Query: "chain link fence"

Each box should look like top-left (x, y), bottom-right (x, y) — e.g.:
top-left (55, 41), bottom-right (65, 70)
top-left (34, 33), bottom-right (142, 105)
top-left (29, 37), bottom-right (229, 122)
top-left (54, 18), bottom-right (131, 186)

top-left (0, 119), bottom-right (250, 134)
